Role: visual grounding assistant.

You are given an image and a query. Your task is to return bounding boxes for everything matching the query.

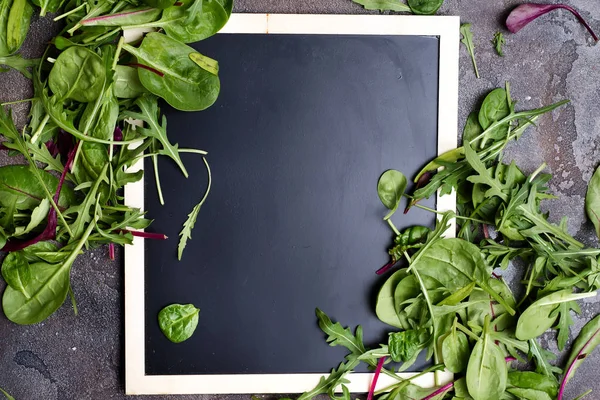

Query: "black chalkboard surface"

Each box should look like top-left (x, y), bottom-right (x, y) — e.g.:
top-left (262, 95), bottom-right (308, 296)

top-left (144, 33), bottom-right (440, 375)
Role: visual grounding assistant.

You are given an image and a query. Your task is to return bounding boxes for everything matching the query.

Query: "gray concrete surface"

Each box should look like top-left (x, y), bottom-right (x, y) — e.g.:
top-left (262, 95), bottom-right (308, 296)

top-left (1, 0), bottom-right (600, 399)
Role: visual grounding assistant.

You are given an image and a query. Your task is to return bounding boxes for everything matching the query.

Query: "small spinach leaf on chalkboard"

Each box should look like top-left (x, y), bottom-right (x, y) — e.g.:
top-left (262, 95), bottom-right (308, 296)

top-left (158, 303), bottom-right (200, 343)
top-left (377, 169), bottom-right (407, 220)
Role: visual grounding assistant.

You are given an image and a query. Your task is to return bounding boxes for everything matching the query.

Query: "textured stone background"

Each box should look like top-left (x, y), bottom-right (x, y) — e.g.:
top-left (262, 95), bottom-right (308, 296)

top-left (1, 0), bottom-right (599, 399)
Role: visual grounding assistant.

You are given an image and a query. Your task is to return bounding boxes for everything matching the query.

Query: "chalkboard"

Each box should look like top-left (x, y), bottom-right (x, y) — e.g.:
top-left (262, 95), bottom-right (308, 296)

top-left (125, 14), bottom-right (459, 395)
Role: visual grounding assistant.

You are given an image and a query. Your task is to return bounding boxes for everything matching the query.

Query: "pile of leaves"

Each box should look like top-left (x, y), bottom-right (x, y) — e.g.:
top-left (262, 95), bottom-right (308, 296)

top-left (301, 85), bottom-right (600, 400)
top-left (0, 0), bottom-right (232, 326)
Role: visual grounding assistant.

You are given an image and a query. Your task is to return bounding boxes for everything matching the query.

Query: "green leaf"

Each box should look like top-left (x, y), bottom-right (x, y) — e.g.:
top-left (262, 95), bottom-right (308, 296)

top-left (0, 54), bottom-right (38, 78)
top-left (555, 301), bottom-right (580, 351)
top-left (123, 94), bottom-right (188, 178)
top-left (315, 309), bottom-right (366, 357)
top-left (462, 112), bottom-right (483, 147)
top-left (80, 6), bottom-right (162, 26)
top-left (441, 329), bottom-right (470, 373)
top-left (414, 147), bottom-right (465, 183)
top-left (585, 165), bottom-right (600, 239)
top-left (377, 169), bottom-right (407, 219)
top-left (492, 32), bottom-right (506, 56)
top-left (113, 65), bottom-right (148, 99)
top-left (178, 157), bottom-right (211, 260)
top-left (376, 269), bottom-right (407, 328)
top-left (516, 289), bottom-right (596, 341)
top-left (0, 386), bottom-right (14, 400)
top-left (507, 371), bottom-right (558, 398)
top-left (122, 33), bottom-right (220, 111)
top-left (48, 46), bottom-right (106, 103)
top-left (527, 338), bottom-right (561, 381)
top-left (408, 0), bottom-right (443, 15)
top-left (460, 23), bottom-right (480, 79)
top-left (158, 303), bottom-right (200, 343)
top-left (388, 330), bottom-right (419, 362)
top-left (6, 0), bottom-right (33, 55)
top-left (562, 314), bottom-right (600, 389)
top-left (1, 252), bottom-right (31, 293)
top-left (297, 359), bottom-right (359, 400)
top-left (351, 0), bottom-right (412, 12)
top-left (478, 88), bottom-right (510, 142)
top-left (466, 318), bottom-right (507, 400)
top-left (14, 198), bottom-right (50, 237)
top-left (2, 221), bottom-right (95, 324)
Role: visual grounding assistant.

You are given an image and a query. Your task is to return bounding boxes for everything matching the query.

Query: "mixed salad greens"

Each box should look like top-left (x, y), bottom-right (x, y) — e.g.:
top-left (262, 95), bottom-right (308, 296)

top-left (299, 85), bottom-right (600, 400)
top-left (0, 0), bottom-right (231, 328)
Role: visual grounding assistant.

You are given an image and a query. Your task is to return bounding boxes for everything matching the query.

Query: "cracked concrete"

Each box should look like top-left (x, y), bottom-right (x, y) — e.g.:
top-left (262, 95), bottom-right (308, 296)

top-left (1, 0), bottom-right (600, 399)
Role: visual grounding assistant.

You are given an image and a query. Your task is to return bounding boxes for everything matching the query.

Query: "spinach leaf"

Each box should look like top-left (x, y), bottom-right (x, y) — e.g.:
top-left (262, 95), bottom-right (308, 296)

top-left (408, 0), bottom-right (443, 15)
top-left (516, 289), bottom-right (596, 341)
top-left (388, 330), bottom-right (419, 362)
top-left (113, 65), bottom-right (147, 99)
top-left (6, 0), bottom-right (33, 55)
top-left (2, 221), bottom-right (95, 325)
top-left (466, 318), bottom-right (507, 400)
top-left (158, 303), bottom-right (200, 343)
top-left (376, 269), bottom-right (407, 328)
top-left (1, 252), bottom-right (31, 293)
top-left (351, 0), bottom-right (411, 12)
top-left (31, 0), bottom-right (65, 16)
top-left (478, 88), bottom-right (510, 142)
top-left (460, 23), bottom-right (480, 79)
top-left (508, 371), bottom-right (558, 398)
top-left (559, 315), bottom-right (600, 398)
top-left (377, 169), bottom-right (407, 219)
top-left (0, 0), bottom-right (11, 56)
top-left (585, 165), bottom-right (600, 239)
top-left (463, 111), bottom-right (483, 146)
top-left (0, 165), bottom-right (77, 211)
top-left (441, 328), bottom-right (470, 373)
top-left (48, 46), bottom-right (106, 103)
top-left (506, 388), bottom-right (552, 400)
top-left (122, 33), bottom-right (220, 111)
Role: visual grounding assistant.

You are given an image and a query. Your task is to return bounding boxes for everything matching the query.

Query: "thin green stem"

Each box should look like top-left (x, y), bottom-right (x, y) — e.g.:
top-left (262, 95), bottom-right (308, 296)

top-left (387, 219), bottom-right (400, 236)
top-left (30, 114), bottom-right (49, 143)
top-left (1, 98), bottom-right (36, 106)
top-left (455, 322), bottom-right (481, 341)
top-left (178, 148), bottom-right (208, 155)
top-left (54, 3), bottom-right (86, 21)
top-left (152, 154), bottom-right (164, 205)
top-left (113, 37), bottom-right (124, 71)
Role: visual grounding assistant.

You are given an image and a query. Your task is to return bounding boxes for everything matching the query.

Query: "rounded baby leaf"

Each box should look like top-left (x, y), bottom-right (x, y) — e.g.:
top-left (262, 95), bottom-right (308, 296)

top-left (394, 274), bottom-right (420, 316)
top-left (122, 33), bottom-right (220, 111)
top-left (515, 289), bottom-right (597, 341)
top-left (158, 303), bottom-right (200, 343)
top-left (408, 0), bottom-right (443, 15)
top-left (114, 65), bottom-right (148, 99)
top-left (2, 262), bottom-right (71, 325)
top-left (377, 169), bottom-right (407, 211)
top-left (479, 88), bottom-right (510, 129)
top-left (466, 331), bottom-right (507, 399)
top-left (48, 46), bottom-right (106, 103)
top-left (1, 252), bottom-right (31, 293)
top-left (375, 269), bottom-right (406, 328)
top-left (441, 330), bottom-right (470, 373)
top-left (585, 165), bottom-right (600, 239)
top-left (162, 0), bottom-right (230, 43)
top-left (463, 111), bottom-right (482, 144)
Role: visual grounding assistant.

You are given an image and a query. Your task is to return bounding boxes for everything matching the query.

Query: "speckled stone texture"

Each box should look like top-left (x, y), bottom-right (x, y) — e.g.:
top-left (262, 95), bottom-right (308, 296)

top-left (1, 1), bottom-right (599, 399)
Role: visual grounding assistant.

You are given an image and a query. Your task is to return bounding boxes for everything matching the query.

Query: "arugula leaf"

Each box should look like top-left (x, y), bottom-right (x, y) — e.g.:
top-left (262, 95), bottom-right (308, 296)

top-left (178, 157), bottom-right (211, 260)
top-left (460, 23), bottom-right (480, 79)
top-left (492, 32), bottom-right (506, 56)
top-left (554, 300), bottom-right (581, 351)
top-left (316, 308), bottom-right (366, 357)
top-left (297, 359), bottom-right (359, 400)
top-left (0, 54), bottom-right (38, 78)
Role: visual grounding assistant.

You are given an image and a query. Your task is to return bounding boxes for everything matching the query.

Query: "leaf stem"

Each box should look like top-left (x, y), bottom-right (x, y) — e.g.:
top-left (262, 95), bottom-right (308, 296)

top-left (387, 219), bottom-right (400, 236)
top-left (54, 3), bottom-right (86, 21)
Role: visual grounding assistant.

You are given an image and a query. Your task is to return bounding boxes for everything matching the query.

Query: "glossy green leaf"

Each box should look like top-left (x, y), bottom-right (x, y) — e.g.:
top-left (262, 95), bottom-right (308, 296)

top-left (585, 165), bottom-right (600, 239)
top-left (1, 252), bottom-right (31, 293)
top-left (81, 6), bottom-right (162, 26)
top-left (6, 0), bottom-right (33, 55)
top-left (389, 330), bottom-right (419, 362)
top-left (2, 222), bottom-right (95, 325)
top-left (508, 371), bottom-right (557, 397)
top-left (122, 33), bottom-right (220, 111)
top-left (516, 289), bottom-right (596, 341)
top-left (377, 169), bottom-right (407, 217)
top-left (442, 329), bottom-right (470, 373)
top-left (414, 147), bottom-right (465, 183)
top-left (158, 303), bottom-right (200, 343)
top-left (113, 65), bottom-right (148, 99)
top-left (466, 319), bottom-right (507, 400)
top-left (143, 0), bottom-right (176, 8)
top-left (408, 0), bottom-right (443, 15)
top-left (376, 269), bottom-right (406, 328)
top-left (462, 112), bottom-right (482, 146)
top-left (48, 46), bottom-right (106, 103)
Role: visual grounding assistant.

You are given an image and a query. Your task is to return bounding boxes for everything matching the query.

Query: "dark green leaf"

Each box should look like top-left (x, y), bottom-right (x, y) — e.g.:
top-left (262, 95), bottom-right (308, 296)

top-left (408, 0), bottom-right (443, 15)
top-left (388, 330), bottom-right (419, 362)
top-left (316, 308), bottom-right (366, 357)
top-left (376, 269), bottom-right (407, 328)
top-left (1, 252), bottom-right (31, 293)
top-left (585, 165), bottom-right (600, 239)
top-left (48, 46), bottom-right (106, 103)
top-left (377, 169), bottom-right (407, 217)
top-left (507, 371), bottom-right (557, 397)
top-left (441, 329), bottom-right (470, 373)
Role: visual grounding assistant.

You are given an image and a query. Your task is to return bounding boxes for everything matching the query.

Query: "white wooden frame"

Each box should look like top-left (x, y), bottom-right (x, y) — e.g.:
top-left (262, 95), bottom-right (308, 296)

top-left (124, 13), bottom-right (459, 396)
